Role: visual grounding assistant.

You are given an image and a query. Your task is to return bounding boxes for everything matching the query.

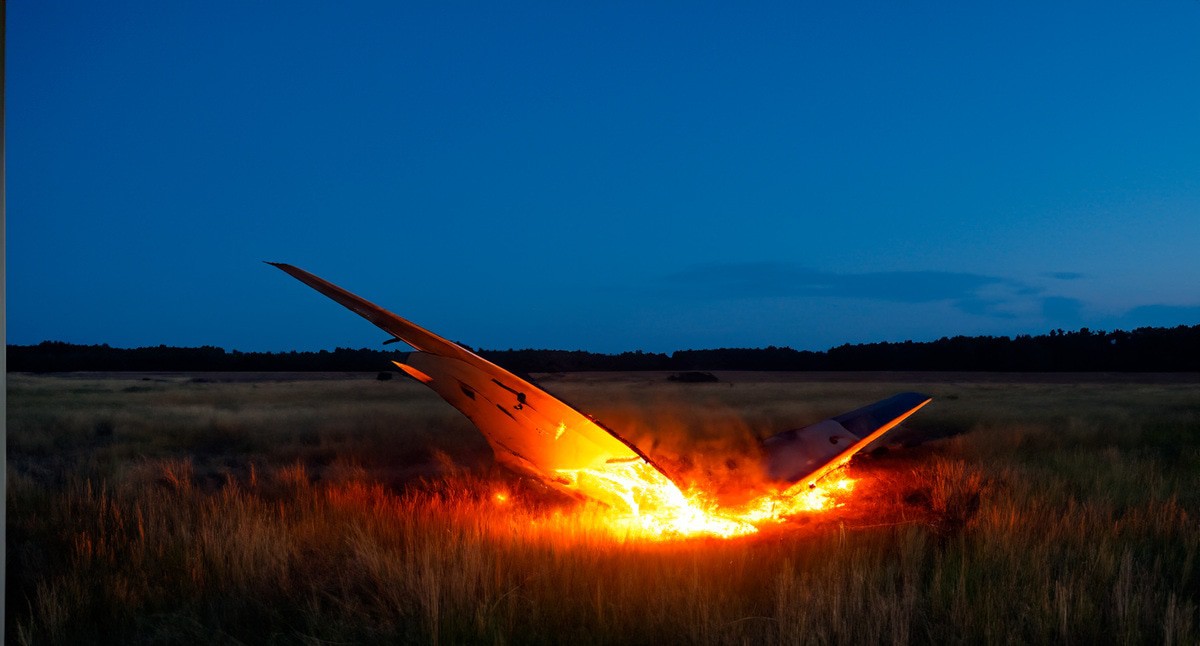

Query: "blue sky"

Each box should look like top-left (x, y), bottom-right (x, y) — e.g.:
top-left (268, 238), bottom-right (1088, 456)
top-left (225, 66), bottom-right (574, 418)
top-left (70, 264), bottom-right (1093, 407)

top-left (8, 2), bottom-right (1200, 353)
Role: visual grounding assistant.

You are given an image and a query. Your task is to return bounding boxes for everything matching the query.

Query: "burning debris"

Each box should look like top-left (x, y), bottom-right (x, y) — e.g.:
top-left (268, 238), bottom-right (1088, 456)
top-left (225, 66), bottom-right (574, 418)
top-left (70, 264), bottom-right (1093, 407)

top-left (270, 263), bottom-right (931, 540)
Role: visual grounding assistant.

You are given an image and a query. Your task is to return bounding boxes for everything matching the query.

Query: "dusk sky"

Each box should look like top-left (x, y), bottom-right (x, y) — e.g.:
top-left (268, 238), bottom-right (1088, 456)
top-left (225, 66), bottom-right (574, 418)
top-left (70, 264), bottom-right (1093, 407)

top-left (9, 2), bottom-right (1200, 354)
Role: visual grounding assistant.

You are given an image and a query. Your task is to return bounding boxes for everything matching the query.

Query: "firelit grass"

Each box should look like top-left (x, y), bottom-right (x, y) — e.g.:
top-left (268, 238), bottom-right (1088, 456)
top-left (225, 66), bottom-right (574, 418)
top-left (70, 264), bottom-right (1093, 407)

top-left (7, 373), bottom-right (1199, 644)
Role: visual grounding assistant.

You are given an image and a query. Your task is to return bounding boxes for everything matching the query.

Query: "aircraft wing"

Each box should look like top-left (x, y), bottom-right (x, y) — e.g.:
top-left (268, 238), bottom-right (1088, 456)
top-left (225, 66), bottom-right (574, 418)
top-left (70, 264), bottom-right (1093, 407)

top-left (268, 263), bottom-right (664, 498)
top-left (762, 392), bottom-right (932, 493)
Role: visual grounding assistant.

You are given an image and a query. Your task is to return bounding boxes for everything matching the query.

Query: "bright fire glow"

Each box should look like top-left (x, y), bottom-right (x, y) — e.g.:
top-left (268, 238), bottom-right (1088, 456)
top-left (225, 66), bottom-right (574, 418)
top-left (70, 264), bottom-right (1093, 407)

top-left (554, 461), bottom-right (856, 541)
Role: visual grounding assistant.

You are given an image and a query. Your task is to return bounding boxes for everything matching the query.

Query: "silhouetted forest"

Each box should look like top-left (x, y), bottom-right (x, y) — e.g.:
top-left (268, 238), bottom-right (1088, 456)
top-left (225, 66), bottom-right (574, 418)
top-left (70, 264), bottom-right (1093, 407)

top-left (8, 326), bottom-right (1199, 373)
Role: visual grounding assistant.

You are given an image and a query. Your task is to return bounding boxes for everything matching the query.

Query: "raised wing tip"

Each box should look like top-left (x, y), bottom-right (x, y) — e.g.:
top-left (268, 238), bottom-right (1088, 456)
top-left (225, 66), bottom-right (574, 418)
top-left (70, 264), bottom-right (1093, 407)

top-left (765, 391), bottom-right (934, 490)
top-left (265, 262), bottom-right (310, 281)
top-left (832, 392), bottom-right (931, 435)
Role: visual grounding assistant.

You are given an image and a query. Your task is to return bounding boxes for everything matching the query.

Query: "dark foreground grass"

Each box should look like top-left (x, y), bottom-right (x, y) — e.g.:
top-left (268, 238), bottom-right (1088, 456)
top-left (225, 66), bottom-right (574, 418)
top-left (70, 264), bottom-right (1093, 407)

top-left (7, 373), bottom-right (1200, 644)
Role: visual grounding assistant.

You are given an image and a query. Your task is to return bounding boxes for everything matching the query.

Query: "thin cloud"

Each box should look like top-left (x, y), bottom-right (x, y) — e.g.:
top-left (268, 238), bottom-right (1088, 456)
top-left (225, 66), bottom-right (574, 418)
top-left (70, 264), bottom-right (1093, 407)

top-left (657, 263), bottom-right (1200, 330)
top-left (1111, 304), bottom-right (1200, 329)
top-left (659, 262), bottom-right (1029, 312)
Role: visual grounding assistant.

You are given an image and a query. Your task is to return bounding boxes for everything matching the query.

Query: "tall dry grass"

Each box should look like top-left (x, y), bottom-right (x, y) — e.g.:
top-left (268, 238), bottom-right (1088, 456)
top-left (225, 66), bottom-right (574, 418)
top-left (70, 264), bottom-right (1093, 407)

top-left (7, 373), bottom-right (1200, 644)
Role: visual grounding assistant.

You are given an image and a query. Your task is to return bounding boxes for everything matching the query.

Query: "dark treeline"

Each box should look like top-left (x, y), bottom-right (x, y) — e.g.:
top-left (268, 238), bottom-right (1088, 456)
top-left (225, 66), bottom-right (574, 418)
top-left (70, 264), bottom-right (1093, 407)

top-left (7, 325), bottom-right (1200, 373)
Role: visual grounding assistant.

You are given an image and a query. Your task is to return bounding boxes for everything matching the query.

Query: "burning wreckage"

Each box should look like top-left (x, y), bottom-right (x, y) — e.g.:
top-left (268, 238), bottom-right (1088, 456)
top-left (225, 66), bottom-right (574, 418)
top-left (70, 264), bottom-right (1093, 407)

top-left (270, 263), bottom-right (931, 539)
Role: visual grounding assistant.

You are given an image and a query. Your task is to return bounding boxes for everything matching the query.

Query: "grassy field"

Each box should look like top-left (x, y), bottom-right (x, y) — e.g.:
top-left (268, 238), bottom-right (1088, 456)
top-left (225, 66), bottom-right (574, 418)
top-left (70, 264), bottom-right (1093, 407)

top-left (7, 371), bottom-right (1200, 644)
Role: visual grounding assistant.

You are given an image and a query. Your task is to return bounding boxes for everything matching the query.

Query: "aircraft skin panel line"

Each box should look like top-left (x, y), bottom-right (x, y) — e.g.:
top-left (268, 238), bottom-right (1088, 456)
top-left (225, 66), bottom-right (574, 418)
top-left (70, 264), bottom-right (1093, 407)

top-left (395, 351), bottom-right (647, 472)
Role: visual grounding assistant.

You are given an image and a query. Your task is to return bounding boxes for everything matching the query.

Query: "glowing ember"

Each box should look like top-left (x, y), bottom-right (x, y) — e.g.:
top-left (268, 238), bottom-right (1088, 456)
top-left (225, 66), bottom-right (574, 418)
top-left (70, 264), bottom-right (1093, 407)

top-left (555, 461), bottom-right (856, 540)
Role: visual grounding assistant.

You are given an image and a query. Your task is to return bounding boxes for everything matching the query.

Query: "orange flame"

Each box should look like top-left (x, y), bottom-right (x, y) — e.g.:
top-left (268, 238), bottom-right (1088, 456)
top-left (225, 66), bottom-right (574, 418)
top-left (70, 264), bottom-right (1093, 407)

top-left (554, 461), bottom-right (856, 540)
